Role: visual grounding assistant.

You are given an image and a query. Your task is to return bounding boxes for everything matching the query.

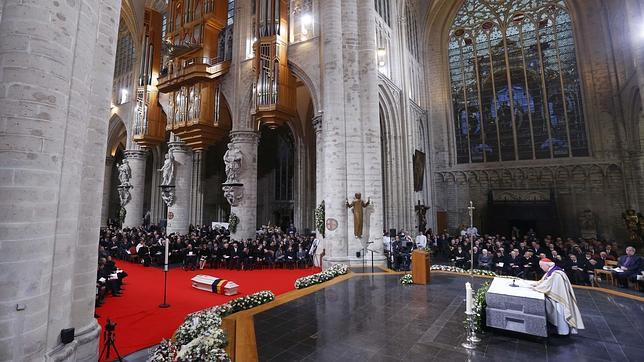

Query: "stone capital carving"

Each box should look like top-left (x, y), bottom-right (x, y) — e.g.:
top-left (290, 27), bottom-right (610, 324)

top-left (168, 139), bottom-right (191, 153)
top-left (222, 183), bottom-right (244, 207)
top-left (230, 130), bottom-right (259, 145)
top-left (124, 149), bottom-right (148, 160)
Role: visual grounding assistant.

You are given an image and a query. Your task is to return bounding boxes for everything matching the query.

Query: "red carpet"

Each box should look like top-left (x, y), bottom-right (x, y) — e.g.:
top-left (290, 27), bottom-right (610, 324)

top-left (96, 261), bottom-right (320, 359)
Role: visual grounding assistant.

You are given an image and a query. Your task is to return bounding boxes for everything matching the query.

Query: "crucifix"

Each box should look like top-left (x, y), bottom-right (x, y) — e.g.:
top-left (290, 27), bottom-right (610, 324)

top-left (467, 201), bottom-right (475, 276)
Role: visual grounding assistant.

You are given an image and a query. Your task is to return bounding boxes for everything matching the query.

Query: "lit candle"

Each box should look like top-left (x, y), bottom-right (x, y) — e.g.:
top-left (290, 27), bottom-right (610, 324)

top-left (164, 238), bottom-right (170, 267)
top-left (465, 282), bottom-right (473, 314)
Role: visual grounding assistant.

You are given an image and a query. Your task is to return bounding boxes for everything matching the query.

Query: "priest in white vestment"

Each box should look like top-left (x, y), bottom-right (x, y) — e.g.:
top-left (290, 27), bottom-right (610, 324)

top-left (531, 258), bottom-right (585, 335)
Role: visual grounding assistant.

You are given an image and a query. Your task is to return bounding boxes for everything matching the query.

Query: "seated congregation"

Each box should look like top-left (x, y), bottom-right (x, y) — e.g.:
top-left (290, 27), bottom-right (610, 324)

top-left (432, 230), bottom-right (642, 288)
top-left (384, 227), bottom-right (642, 290)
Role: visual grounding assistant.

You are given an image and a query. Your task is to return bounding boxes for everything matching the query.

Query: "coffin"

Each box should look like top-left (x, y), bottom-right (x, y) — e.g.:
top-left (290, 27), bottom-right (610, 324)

top-left (191, 274), bottom-right (239, 296)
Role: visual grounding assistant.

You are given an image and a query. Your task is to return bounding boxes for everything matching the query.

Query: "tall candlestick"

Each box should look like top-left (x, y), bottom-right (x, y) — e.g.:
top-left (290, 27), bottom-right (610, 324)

top-left (164, 238), bottom-right (169, 266)
top-left (465, 282), bottom-right (473, 314)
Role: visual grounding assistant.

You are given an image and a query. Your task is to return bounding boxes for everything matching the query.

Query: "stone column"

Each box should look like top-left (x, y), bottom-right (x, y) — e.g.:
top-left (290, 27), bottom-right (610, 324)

top-left (228, 130), bottom-right (258, 239)
top-left (149, 145), bottom-right (165, 225)
top-left (357, 0), bottom-right (385, 257)
top-left (101, 156), bottom-right (114, 226)
top-left (320, 0), bottom-right (349, 264)
top-left (123, 149), bottom-right (148, 227)
top-left (0, 0), bottom-right (120, 361)
top-left (191, 150), bottom-right (205, 226)
top-left (313, 114), bottom-right (324, 238)
top-left (625, 0), bottom-right (644, 209)
top-left (167, 140), bottom-right (193, 234)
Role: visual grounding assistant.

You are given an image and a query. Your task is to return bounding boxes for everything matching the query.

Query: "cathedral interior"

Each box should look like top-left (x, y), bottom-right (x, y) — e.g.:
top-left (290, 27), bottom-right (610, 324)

top-left (1, 0), bottom-right (644, 360)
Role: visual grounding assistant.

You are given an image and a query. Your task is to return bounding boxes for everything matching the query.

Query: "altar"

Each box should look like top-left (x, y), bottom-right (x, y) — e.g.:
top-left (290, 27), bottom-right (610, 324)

top-left (486, 277), bottom-right (547, 337)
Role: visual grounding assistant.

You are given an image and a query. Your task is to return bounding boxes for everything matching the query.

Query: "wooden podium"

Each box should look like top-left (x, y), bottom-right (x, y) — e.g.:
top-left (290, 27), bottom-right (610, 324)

top-left (411, 250), bottom-right (431, 284)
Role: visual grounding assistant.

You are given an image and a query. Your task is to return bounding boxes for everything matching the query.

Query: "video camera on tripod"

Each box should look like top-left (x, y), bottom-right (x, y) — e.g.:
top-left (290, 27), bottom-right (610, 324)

top-left (99, 319), bottom-right (122, 361)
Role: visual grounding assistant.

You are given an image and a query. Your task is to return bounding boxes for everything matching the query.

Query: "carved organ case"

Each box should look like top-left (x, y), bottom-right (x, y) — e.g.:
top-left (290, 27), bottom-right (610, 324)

top-left (252, 0), bottom-right (296, 129)
top-left (133, 9), bottom-right (166, 148)
top-left (157, 0), bottom-right (233, 150)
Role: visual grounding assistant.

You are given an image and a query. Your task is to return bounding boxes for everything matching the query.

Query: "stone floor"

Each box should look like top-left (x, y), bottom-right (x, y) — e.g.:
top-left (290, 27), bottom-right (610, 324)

top-left (254, 274), bottom-right (644, 361)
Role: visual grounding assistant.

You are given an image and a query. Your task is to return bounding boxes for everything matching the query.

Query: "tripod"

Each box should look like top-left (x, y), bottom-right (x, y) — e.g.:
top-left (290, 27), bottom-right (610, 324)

top-left (99, 320), bottom-right (122, 361)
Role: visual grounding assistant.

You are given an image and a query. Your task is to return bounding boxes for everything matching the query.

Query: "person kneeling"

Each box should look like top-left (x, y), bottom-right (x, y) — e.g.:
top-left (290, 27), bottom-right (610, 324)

top-left (531, 258), bottom-right (585, 335)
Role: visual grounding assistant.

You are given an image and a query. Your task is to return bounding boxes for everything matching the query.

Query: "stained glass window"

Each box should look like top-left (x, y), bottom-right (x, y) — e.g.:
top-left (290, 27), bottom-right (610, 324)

top-left (448, 0), bottom-right (588, 164)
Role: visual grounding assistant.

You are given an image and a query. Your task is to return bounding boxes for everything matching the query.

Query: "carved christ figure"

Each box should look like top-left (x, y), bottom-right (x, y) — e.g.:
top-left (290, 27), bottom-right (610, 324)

top-left (346, 193), bottom-right (371, 238)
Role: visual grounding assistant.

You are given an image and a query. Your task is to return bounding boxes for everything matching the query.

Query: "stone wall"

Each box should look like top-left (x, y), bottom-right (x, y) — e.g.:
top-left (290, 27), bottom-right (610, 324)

top-left (0, 0), bottom-right (121, 361)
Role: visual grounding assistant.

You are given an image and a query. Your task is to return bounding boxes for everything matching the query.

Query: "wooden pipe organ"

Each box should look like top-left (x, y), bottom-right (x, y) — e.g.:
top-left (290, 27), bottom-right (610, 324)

top-left (155, 0), bottom-right (233, 150)
top-left (252, 0), bottom-right (297, 129)
top-left (132, 9), bottom-right (166, 148)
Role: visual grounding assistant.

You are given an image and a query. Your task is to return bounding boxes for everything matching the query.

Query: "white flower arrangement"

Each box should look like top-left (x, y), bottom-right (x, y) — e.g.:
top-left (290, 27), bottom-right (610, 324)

top-left (294, 263), bottom-right (349, 289)
top-left (430, 264), bottom-right (497, 276)
top-left (228, 290), bottom-right (275, 313)
top-left (148, 339), bottom-right (176, 362)
top-left (176, 333), bottom-right (230, 362)
top-left (150, 291), bottom-right (275, 362)
top-left (400, 273), bottom-right (413, 285)
top-left (174, 309), bottom-right (223, 347)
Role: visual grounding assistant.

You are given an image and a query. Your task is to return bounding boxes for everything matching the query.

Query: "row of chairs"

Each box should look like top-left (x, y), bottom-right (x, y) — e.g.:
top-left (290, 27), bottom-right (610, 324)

top-left (184, 254), bottom-right (312, 271)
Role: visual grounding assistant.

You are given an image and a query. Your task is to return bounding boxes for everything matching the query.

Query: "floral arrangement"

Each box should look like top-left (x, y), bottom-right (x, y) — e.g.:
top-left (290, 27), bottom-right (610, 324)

top-left (430, 264), bottom-right (497, 276)
top-left (228, 290), bottom-right (275, 313)
top-left (400, 273), bottom-right (413, 285)
top-left (228, 212), bottom-right (239, 233)
top-left (174, 309), bottom-right (224, 348)
top-left (149, 339), bottom-right (176, 362)
top-left (472, 282), bottom-right (490, 332)
top-left (176, 332), bottom-right (229, 362)
top-left (150, 291), bottom-right (275, 362)
top-left (314, 201), bottom-right (325, 237)
top-left (294, 263), bottom-right (348, 289)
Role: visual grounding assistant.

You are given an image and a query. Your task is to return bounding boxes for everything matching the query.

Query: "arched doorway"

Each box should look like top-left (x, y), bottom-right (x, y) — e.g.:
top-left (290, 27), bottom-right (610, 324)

top-left (103, 115), bottom-right (128, 226)
top-left (257, 125), bottom-right (295, 231)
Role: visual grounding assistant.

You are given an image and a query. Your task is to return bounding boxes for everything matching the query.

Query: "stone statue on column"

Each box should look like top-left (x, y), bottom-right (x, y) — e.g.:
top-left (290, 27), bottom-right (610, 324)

top-left (222, 142), bottom-right (244, 207)
top-left (346, 192), bottom-right (371, 238)
top-left (159, 151), bottom-right (175, 186)
top-left (159, 150), bottom-right (176, 207)
top-left (117, 159), bottom-right (131, 186)
top-left (223, 142), bottom-right (243, 183)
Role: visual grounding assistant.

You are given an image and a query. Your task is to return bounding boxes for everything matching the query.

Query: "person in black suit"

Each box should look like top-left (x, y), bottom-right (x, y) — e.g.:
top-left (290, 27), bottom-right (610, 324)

top-left (504, 249), bottom-right (524, 277)
top-left (522, 250), bottom-right (539, 280)
top-left (614, 246), bottom-right (642, 288)
top-left (565, 253), bottom-right (589, 285)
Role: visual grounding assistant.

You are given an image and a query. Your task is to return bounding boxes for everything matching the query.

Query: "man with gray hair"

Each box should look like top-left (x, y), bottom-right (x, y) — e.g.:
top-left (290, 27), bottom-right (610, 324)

top-left (613, 246), bottom-right (642, 288)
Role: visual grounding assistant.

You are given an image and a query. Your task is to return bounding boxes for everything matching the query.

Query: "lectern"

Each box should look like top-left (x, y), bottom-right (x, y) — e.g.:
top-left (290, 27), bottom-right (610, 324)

top-left (411, 249), bottom-right (431, 284)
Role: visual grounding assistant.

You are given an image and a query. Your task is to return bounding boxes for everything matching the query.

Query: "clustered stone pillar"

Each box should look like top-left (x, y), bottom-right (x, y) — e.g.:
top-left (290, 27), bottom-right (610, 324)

top-left (313, 114), bottom-right (324, 236)
top-left (101, 156), bottom-right (114, 226)
top-left (319, 0), bottom-right (349, 264)
top-left (191, 150), bottom-right (205, 226)
top-left (625, 0), bottom-right (644, 210)
top-left (123, 149), bottom-right (148, 227)
top-left (229, 130), bottom-right (258, 240)
top-left (0, 0), bottom-right (121, 360)
top-left (318, 0), bottom-right (384, 266)
top-left (167, 140), bottom-right (193, 234)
